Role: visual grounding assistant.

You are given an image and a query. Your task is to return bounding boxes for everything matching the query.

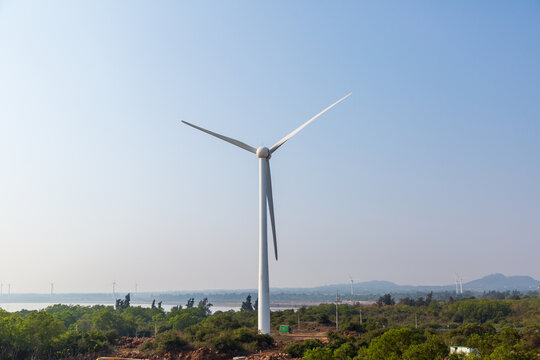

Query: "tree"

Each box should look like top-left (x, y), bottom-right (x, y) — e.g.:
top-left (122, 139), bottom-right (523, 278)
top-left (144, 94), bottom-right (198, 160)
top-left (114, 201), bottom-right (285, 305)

top-left (402, 335), bottom-right (448, 360)
top-left (22, 312), bottom-right (65, 358)
top-left (115, 293), bottom-right (131, 311)
top-left (377, 294), bottom-right (395, 307)
top-left (366, 328), bottom-right (423, 360)
top-left (333, 343), bottom-right (357, 360)
top-left (186, 298), bottom-right (195, 308)
top-left (198, 298), bottom-right (213, 316)
top-left (241, 295), bottom-right (254, 311)
top-left (303, 347), bottom-right (334, 360)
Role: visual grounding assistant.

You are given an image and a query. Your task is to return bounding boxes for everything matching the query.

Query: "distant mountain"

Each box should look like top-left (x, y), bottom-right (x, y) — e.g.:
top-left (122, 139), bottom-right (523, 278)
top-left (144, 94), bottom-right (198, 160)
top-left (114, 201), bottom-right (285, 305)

top-left (463, 273), bottom-right (540, 292)
top-left (280, 273), bottom-right (540, 295)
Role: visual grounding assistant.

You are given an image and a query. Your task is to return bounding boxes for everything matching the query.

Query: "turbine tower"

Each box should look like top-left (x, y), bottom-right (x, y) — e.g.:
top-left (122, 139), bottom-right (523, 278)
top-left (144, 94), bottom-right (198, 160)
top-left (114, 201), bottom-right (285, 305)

top-left (348, 274), bottom-right (354, 296)
top-left (50, 282), bottom-right (54, 295)
top-left (182, 93), bottom-right (351, 334)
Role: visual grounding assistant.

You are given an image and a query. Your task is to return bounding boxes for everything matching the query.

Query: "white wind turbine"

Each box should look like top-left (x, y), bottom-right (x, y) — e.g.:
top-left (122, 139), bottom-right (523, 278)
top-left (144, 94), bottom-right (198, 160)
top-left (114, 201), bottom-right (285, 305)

top-left (182, 93), bottom-right (351, 334)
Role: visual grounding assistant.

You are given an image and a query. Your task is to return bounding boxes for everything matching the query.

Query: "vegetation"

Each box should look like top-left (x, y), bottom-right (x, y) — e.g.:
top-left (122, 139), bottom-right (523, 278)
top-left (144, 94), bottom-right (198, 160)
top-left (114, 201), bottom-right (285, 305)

top-left (0, 293), bottom-right (537, 359)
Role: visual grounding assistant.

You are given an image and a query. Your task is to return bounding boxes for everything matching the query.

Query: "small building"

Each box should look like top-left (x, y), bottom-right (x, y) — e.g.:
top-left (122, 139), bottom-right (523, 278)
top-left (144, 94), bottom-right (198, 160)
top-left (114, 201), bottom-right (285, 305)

top-left (450, 346), bottom-right (478, 356)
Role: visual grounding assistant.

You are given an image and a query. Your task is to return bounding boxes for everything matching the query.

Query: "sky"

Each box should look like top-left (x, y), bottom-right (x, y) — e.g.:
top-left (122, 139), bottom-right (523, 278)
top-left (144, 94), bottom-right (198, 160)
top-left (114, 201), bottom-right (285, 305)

top-left (0, 1), bottom-right (539, 294)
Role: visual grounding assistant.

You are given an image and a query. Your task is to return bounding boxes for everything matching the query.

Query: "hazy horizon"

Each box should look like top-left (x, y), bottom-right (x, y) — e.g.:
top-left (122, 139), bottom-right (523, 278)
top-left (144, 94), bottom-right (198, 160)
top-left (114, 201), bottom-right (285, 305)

top-left (1, 1), bottom-right (539, 293)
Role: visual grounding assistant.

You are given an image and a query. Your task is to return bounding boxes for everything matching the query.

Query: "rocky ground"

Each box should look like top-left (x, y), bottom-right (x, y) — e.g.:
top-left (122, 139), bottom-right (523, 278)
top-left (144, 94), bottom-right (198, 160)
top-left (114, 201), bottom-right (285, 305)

top-left (103, 328), bottom-right (331, 360)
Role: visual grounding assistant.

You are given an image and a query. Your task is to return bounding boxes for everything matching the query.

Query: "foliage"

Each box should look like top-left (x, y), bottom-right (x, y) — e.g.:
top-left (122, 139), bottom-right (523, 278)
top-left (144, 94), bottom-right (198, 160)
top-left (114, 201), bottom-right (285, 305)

top-left (241, 294), bottom-right (255, 311)
top-left (154, 329), bottom-right (191, 354)
top-left (303, 347), bottom-right (334, 360)
top-left (286, 339), bottom-right (324, 357)
top-left (0, 296), bottom-right (538, 359)
top-left (115, 293), bottom-right (130, 310)
top-left (376, 294), bottom-right (395, 307)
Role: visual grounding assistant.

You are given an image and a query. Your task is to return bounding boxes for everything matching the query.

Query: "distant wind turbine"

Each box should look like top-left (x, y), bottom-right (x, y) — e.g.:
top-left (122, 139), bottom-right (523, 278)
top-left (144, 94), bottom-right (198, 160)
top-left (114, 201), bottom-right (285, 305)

top-left (348, 274), bottom-right (354, 296)
top-left (182, 93), bottom-right (351, 334)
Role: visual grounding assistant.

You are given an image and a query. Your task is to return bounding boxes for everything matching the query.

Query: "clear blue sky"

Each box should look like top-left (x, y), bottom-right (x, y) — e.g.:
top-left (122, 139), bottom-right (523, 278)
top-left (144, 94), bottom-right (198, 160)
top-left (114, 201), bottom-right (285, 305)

top-left (0, 1), bottom-right (539, 293)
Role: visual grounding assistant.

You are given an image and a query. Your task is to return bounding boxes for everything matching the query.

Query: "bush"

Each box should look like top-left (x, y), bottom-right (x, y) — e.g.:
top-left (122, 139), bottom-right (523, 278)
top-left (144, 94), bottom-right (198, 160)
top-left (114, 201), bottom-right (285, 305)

top-left (154, 330), bottom-right (191, 354)
top-left (286, 339), bottom-right (324, 358)
top-left (303, 347), bottom-right (334, 360)
top-left (206, 327), bottom-right (274, 354)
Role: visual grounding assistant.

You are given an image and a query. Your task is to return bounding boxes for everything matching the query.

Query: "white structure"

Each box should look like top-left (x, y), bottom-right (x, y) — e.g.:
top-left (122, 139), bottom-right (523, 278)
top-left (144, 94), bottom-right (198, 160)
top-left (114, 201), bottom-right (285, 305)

top-left (348, 274), bottom-right (354, 296)
top-left (450, 346), bottom-right (478, 356)
top-left (455, 274), bottom-right (463, 295)
top-left (182, 93), bottom-right (351, 334)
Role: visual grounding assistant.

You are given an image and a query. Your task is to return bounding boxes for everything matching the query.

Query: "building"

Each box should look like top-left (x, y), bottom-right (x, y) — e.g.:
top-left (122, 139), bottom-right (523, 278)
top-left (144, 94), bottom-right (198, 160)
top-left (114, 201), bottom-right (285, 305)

top-left (450, 346), bottom-right (478, 356)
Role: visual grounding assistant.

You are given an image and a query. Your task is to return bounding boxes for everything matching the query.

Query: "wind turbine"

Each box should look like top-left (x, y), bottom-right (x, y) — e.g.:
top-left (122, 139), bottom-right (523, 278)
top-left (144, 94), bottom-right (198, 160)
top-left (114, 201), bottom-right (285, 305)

top-left (348, 274), bottom-right (354, 296)
top-left (182, 93), bottom-right (351, 334)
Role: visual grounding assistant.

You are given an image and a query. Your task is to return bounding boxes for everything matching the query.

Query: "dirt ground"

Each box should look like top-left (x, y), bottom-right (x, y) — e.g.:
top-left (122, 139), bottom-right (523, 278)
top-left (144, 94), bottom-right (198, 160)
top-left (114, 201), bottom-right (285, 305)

top-left (106, 327), bottom-right (331, 360)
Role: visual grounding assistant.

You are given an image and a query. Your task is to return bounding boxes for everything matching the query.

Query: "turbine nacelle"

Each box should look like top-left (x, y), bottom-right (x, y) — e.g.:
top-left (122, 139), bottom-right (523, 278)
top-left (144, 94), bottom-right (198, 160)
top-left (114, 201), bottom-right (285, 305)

top-left (256, 146), bottom-right (270, 159)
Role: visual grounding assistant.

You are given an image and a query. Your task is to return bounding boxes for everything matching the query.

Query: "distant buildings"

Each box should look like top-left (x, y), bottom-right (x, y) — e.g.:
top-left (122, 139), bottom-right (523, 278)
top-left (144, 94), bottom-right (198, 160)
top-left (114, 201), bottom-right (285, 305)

top-left (450, 346), bottom-right (478, 356)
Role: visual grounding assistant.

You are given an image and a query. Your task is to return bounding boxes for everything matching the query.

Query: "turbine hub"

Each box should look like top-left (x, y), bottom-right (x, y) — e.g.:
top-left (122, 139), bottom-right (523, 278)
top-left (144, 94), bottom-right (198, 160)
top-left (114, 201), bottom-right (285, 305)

top-left (256, 146), bottom-right (270, 158)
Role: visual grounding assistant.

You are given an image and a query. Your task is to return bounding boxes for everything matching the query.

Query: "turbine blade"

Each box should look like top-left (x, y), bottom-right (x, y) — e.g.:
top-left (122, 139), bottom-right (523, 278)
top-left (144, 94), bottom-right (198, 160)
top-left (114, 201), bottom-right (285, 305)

top-left (181, 120), bottom-right (257, 154)
top-left (270, 93), bottom-right (351, 153)
top-left (266, 159), bottom-right (278, 260)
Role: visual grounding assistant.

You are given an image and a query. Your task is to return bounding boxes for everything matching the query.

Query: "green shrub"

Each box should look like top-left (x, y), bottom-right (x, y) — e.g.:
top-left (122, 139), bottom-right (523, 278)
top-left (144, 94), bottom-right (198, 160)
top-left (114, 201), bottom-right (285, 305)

top-left (154, 329), bottom-right (191, 354)
top-left (286, 339), bottom-right (324, 358)
top-left (303, 347), bottom-right (334, 360)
